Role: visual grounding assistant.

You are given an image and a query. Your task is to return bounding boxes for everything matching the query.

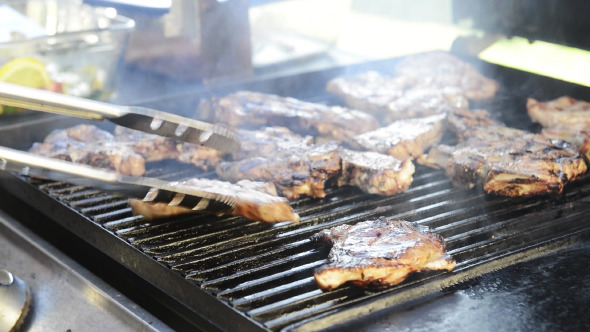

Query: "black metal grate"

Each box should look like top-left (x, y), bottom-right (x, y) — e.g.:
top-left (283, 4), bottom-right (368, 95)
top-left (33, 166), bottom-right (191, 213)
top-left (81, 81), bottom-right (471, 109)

top-left (29, 163), bottom-right (590, 331)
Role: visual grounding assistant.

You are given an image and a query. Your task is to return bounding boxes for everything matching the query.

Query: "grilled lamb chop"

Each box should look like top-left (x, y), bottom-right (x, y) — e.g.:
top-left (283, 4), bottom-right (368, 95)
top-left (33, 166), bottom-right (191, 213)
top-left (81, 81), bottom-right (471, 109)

top-left (527, 96), bottom-right (590, 127)
top-left (29, 124), bottom-right (146, 176)
top-left (327, 71), bottom-right (469, 122)
top-left (421, 110), bottom-right (587, 196)
top-left (233, 127), bottom-right (314, 160)
top-left (394, 52), bottom-right (500, 102)
top-left (199, 91), bottom-right (380, 143)
top-left (217, 142), bottom-right (415, 199)
top-left (217, 143), bottom-right (342, 199)
top-left (348, 114), bottom-right (447, 159)
top-left (540, 123), bottom-right (590, 161)
top-left (129, 179), bottom-right (300, 224)
top-left (312, 217), bottom-right (455, 290)
top-left (527, 97), bottom-right (590, 161)
top-left (446, 108), bottom-right (503, 136)
top-left (113, 126), bottom-right (180, 162)
top-left (337, 149), bottom-right (415, 196)
top-left (114, 125), bottom-right (223, 171)
top-left (176, 142), bottom-right (224, 171)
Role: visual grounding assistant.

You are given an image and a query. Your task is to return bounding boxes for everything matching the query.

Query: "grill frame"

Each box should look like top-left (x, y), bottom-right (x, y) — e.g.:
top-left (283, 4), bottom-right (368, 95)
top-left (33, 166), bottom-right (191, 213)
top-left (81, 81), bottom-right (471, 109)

top-left (1, 54), bottom-right (590, 331)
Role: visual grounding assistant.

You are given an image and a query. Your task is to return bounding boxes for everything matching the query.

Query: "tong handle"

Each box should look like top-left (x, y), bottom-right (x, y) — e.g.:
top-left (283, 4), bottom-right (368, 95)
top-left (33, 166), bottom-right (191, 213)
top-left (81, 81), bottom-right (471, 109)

top-left (0, 81), bottom-right (122, 120)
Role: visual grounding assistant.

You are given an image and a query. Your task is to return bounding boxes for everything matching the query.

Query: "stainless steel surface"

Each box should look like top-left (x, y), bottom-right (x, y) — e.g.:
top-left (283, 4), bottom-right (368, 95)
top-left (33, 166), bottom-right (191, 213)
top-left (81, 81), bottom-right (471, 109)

top-left (0, 146), bottom-right (237, 213)
top-left (0, 269), bottom-right (30, 332)
top-left (0, 82), bottom-right (240, 152)
top-left (0, 209), bottom-right (172, 332)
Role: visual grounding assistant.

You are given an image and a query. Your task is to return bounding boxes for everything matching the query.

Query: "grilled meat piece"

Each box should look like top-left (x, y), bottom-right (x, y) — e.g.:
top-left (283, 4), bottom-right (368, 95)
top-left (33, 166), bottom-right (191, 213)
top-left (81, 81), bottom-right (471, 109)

top-left (527, 97), bottom-right (590, 161)
top-left (441, 126), bottom-right (586, 196)
top-left (327, 71), bottom-right (469, 122)
top-left (527, 96), bottom-right (590, 127)
top-left (200, 91), bottom-right (380, 142)
top-left (233, 127), bottom-right (313, 160)
top-left (217, 140), bottom-right (415, 199)
top-left (29, 124), bottom-right (146, 176)
top-left (338, 149), bottom-right (415, 196)
top-left (217, 143), bottom-right (342, 199)
top-left (312, 217), bottom-right (455, 290)
top-left (416, 144), bottom-right (455, 170)
top-left (114, 125), bottom-right (223, 171)
top-left (176, 143), bottom-right (224, 171)
top-left (394, 52), bottom-right (500, 101)
top-left (348, 114), bottom-right (447, 159)
top-left (129, 179), bottom-right (300, 224)
top-left (114, 126), bottom-right (180, 162)
top-left (540, 123), bottom-right (590, 161)
top-left (446, 108), bottom-right (503, 136)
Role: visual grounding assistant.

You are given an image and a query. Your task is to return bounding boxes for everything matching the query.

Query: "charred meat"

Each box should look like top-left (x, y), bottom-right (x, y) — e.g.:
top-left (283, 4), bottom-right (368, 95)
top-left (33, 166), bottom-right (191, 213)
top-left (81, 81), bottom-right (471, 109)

top-left (312, 217), bottom-right (455, 290)
top-left (348, 114), bottom-right (447, 159)
top-left (394, 52), bottom-right (500, 102)
top-left (217, 141), bottom-right (415, 199)
top-left (233, 126), bottom-right (314, 160)
top-left (327, 71), bottom-right (469, 122)
top-left (527, 96), bottom-right (590, 127)
top-left (527, 96), bottom-right (590, 161)
top-left (540, 123), bottom-right (590, 161)
top-left (113, 126), bottom-right (180, 162)
top-left (421, 110), bottom-right (587, 196)
top-left (199, 91), bottom-right (380, 143)
top-left (129, 179), bottom-right (300, 224)
top-left (337, 149), bottom-right (415, 196)
top-left (217, 143), bottom-right (343, 199)
top-left (29, 124), bottom-right (146, 176)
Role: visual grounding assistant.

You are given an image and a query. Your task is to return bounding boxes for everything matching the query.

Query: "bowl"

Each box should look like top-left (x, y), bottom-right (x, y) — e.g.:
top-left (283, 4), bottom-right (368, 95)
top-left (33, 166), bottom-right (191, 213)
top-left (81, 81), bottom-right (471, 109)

top-left (0, 0), bottom-right (134, 103)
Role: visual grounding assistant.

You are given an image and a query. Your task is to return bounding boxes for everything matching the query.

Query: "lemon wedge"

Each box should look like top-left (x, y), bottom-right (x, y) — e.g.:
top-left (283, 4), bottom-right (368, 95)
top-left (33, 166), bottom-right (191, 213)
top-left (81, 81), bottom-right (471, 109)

top-left (0, 58), bottom-right (53, 88)
top-left (0, 58), bottom-right (53, 115)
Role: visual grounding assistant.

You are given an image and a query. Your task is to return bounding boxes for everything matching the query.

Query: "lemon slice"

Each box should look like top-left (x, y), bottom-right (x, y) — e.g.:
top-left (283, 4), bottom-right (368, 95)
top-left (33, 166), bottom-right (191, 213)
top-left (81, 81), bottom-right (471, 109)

top-left (0, 58), bottom-right (53, 115)
top-left (0, 58), bottom-right (53, 88)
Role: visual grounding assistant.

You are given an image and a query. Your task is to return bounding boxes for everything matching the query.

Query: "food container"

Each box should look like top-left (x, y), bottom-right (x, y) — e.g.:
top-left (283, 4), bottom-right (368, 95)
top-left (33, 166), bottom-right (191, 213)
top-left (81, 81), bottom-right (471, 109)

top-left (0, 0), bottom-right (134, 107)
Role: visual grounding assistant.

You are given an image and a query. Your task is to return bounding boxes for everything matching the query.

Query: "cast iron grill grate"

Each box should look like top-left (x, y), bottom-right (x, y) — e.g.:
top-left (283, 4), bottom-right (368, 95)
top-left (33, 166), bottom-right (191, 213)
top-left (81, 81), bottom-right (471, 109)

top-left (29, 162), bottom-right (590, 331)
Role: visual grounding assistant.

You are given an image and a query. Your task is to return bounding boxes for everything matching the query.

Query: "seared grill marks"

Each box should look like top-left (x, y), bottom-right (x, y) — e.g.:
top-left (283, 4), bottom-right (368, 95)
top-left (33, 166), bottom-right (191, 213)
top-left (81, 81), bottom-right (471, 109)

top-left (348, 113), bottom-right (447, 159)
top-left (527, 96), bottom-right (590, 161)
top-left (217, 140), bottom-right (415, 199)
top-left (29, 124), bottom-right (147, 176)
top-left (200, 90), bottom-right (381, 143)
top-left (311, 217), bottom-right (455, 290)
top-left (421, 109), bottom-right (587, 196)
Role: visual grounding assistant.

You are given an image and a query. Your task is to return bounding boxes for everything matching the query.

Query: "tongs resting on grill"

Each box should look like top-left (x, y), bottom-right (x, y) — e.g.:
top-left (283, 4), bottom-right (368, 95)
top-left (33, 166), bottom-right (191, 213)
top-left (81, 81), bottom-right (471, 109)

top-left (0, 82), bottom-right (240, 153)
top-left (0, 146), bottom-right (237, 214)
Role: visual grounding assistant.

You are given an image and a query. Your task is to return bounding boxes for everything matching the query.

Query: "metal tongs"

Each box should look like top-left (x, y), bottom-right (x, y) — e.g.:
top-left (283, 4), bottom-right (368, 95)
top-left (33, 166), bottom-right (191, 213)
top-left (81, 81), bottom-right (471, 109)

top-left (0, 82), bottom-right (240, 153)
top-left (0, 146), bottom-right (237, 214)
top-left (0, 82), bottom-right (241, 214)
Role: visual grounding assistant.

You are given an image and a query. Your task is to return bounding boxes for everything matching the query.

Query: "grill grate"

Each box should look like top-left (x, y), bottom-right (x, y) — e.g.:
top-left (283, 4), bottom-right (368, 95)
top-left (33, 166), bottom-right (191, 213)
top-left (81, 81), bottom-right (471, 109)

top-left (29, 163), bottom-right (590, 331)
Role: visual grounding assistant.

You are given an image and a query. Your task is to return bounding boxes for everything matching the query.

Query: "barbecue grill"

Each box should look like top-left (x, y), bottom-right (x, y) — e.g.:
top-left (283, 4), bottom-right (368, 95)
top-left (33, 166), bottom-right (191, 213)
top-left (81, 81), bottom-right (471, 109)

top-left (1, 52), bottom-right (590, 331)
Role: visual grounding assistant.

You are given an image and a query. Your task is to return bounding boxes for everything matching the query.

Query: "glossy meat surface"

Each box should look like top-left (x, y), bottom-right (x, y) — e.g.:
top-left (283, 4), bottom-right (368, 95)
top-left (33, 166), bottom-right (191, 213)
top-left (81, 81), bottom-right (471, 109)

top-left (29, 124), bottom-right (146, 176)
top-left (394, 52), bottom-right (500, 101)
top-left (527, 96), bottom-right (590, 161)
top-left (312, 217), bottom-right (455, 290)
top-left (327, 71), bottom-right (469, 122)
top-left (348, 114), bottom-right (447, 159)
top-left (422, 110), bottom-right (587, 196)
top-left (217, 140), bottom-right (415, 199)
top-left (200, 91), bottom-right (380, 142)
top-left (527, 96), bottom-right (590, 127)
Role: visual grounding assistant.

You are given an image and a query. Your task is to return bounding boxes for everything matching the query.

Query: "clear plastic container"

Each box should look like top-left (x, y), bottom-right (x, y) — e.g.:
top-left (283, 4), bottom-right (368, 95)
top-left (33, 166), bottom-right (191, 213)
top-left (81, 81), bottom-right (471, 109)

top-left (0, 0), bottom-right (134, 101)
